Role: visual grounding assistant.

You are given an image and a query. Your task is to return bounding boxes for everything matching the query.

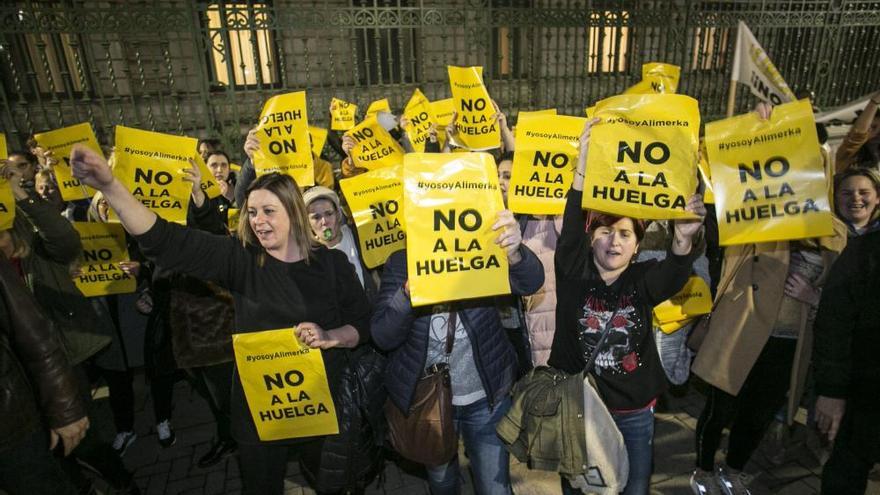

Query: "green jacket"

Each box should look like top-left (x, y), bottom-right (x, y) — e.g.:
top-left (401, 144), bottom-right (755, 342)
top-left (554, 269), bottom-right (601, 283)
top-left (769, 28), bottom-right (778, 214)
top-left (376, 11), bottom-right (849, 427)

top-left (15, 196), bottom-right (110, 364)
top-left (496, 366), bottom-right (587, 475)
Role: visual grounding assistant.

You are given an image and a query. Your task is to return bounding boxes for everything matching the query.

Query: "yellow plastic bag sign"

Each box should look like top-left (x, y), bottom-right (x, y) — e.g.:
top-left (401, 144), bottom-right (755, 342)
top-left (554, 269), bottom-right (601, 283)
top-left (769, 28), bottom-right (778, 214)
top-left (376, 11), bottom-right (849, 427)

top-left (34, 122), bottom-right (100, 201)
top-left (0, 133), bottom-right (6, 160)
top-left (344, 116), bottom-right (405, 171)
top-left (254, 91), bottom-right (315, 187)
top-left (403, 88), bottom-right (436, 153)
top-left (339, 165), bottom-right (406, 269)
top-left (518, 109), bottom-right (557, 119)
top-left (72, 222), bottom-right (136, 297)
top-left (583, 94), bottom-right (700, 220)
top-left (0, 175), bottom-right (15, 231)
top-left (233, 328), bottom-right (339, 441)
top-left (509, 115), bottom-right (586, 215)
top-left (330, 97), bottom-right (357, 131)
top-left (309, 126), bottom-right (328, 157)
top-left (365, 98), bottom-right (391, 120)
top-left (192, 152), bottom-right (222, 199)
top-left (624, 62), bottom-right (681, 95)
top-left (430, 98), bottom-right (455, 148)
top-left (113, 126), bottom-right (194, 224)
top-left (705, 99), bottom-right (832, 245)
top-left (448, 66), bottom-right (500, 151)
top-left (404, 152), bottom-right (510, 306)
top-left (652, 276), bottom-right (711, 333)
top-left (698, 141), bottom-right (715, 204)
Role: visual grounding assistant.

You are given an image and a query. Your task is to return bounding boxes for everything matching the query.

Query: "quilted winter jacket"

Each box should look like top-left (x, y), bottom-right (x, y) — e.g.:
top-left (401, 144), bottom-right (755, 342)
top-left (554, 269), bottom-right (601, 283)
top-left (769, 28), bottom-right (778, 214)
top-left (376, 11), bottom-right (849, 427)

top-left (519, 215), bottom-right (562, 366)
top-left (371, 247), bottom-right (544, 414)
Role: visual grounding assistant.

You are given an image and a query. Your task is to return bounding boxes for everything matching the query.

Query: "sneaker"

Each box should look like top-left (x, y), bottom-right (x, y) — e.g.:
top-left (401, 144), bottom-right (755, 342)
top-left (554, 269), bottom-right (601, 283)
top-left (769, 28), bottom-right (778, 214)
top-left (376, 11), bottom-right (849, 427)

top-left (716, 464), bottom-right (752, 495)
top-left (156, 420), bottom-right (176, 448)
top-left (111, 430), bottom-right (137, 457)
top-left (197, 439), bottom-right (237, 468)
top-left (690, 468), bottom-right (723, 495)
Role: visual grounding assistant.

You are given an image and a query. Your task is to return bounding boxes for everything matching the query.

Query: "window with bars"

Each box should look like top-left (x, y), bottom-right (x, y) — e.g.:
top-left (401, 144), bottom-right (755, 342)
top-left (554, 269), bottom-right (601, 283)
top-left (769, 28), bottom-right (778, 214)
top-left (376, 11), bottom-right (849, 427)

top-left (586, 11), bottom-right (631, 74)
top-left (206, 2), bottom-right (279, 88)
top-left (352, 0), bottom-right (418, 86)
top-left (691, 26), bottom-right (731, 71)
top-left (15, 32), bottom-right (86, 96)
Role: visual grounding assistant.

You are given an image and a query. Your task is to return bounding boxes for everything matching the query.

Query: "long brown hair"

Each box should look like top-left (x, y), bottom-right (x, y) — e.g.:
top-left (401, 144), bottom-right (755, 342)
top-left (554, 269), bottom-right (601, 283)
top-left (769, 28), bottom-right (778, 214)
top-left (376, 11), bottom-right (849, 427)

top-left (237, 173), bottom-right (318, 264)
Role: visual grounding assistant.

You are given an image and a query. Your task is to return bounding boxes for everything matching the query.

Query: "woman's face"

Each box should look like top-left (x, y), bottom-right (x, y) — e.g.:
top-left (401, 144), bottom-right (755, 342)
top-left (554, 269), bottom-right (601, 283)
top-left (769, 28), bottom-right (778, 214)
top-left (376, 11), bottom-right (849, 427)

top-left (247, 189), bottom-right (291, 252)
top-left (836, 175), bottom-right (879, 227)
top-left (206, 154), bottom-right (230, 182)
top-left (497, 160), bottom-right (512, 204)
top-left (307, 199), bottom-right (340, 244)
top-left (590, 218), bottom-right (639, 274)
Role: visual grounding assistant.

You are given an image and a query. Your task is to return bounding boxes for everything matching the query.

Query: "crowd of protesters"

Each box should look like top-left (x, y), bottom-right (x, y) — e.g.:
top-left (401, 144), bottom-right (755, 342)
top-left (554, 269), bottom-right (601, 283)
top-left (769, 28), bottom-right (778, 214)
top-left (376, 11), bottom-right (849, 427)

top-left (0, 83), bottom-right (877, 495)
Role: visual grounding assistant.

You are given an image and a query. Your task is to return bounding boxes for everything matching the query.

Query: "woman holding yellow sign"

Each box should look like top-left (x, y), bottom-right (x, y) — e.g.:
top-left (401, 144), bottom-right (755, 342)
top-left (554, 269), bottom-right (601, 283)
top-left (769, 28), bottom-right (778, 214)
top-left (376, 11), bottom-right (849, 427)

top-left (69, 145), bottom-right (372, 495)
top-left (547, 118), bottom-right (706, 495)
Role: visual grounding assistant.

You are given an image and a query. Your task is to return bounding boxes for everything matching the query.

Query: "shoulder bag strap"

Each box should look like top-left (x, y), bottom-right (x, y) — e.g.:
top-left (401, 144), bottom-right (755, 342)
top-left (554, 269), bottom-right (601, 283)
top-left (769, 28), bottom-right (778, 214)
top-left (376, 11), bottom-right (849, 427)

top-left (444, 308), bottom-right (457, 358)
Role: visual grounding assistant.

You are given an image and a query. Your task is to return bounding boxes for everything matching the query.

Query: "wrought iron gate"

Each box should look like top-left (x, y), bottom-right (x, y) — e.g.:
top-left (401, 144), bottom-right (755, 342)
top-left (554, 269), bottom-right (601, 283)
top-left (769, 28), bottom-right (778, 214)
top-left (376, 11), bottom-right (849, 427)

top-left (1, 0), bottom-right (878, 153)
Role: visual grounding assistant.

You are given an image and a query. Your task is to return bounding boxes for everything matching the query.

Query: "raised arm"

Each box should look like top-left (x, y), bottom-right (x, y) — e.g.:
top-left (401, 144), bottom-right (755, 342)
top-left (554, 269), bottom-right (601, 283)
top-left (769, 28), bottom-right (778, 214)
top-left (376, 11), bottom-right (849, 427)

top-left (835, 90), bottom-right (880, 172)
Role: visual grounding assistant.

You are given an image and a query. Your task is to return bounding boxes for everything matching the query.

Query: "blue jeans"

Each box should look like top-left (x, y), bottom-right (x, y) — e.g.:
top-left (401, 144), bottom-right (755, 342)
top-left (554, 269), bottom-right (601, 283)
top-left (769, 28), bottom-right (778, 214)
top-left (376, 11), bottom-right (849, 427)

top-left (561, 406), bottom-right (654, 495)
top-left (426, 396), bottom-right (512, 495)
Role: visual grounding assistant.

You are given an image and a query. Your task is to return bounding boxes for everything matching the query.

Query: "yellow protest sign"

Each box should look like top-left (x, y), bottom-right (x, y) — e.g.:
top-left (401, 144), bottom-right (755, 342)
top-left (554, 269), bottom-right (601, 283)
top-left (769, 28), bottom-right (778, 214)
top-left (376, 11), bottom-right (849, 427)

top-left (0, 133), bottom-right (6, 160)
top-left (652, 276), bottom-right (711, 333)
top-left (705, 99), bottom-right (832, 245)
top-left (34, 122), bottom-right (100, 201)
top-left (509, 115), bottom-right (586, 215)
top-left (309, 126), bottom-right (328, 157)
top-left (72, 222), bottom-right (136, 297)
top-left (344, 116), bottom-right (405, 171)
top-left (404, 152), bottom-right (509, 306)
top-left (253, 91), bottom-right (315, 187)
top-left (448, 66), bottom-right (500, 151)
top-left (582, 94), bottom-right (700, 220)
top-left (518, 109), bottom-right (557, 120)
top-left (330, 97), bottom-right (357, 131)
top-left (192, 152), bottom-right (222, 199)
top-left (585, 106), bottom-right (596, 118)
top-left (431, 98), bottom-right (455, 148)
top-left (233, 328), bottom-right (339, 441)
top-left (697, 142), bottom-right (715, 204)
top-left (0, 175), bottom-right (15, 231)
top-left (113, 126), bottom-right (194, 224)
top-left (227, 207), bottom-right (240, 233)
top-left (403, 89), bottom-right (436, 153)
top-left (365, 98), bottom-right (391, 120)
top-left (339, 165), bottom-right (405, 269)
top-left (624, 62), bottom-right (681, 95)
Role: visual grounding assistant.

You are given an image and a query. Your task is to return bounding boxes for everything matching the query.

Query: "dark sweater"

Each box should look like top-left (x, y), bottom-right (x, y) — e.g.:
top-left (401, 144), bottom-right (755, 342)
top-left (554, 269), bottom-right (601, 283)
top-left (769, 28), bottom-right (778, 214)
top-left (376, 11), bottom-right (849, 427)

top-left (135, 217), bottom-right (371, 444)
top-left (547, 189), bottom-right (699, 410)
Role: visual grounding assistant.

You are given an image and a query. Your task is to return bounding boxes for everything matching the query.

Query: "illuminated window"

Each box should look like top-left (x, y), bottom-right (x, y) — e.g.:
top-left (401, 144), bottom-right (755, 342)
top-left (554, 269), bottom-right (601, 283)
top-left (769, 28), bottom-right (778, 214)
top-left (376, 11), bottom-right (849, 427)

top-left (22, 33), bottom-right (85, 95)
top-left (587, 11), bottom-right (630, 73)
top-left (692, 26), bottom-right (730, 71)
top-left (206, 2), bottom-right (278, 87)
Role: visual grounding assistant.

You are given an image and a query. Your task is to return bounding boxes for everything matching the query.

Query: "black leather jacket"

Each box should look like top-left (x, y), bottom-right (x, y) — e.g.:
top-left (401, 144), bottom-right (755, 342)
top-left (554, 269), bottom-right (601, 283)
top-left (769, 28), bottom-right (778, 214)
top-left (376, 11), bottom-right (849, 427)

top-left (0, 255), bottom-right (86, 449)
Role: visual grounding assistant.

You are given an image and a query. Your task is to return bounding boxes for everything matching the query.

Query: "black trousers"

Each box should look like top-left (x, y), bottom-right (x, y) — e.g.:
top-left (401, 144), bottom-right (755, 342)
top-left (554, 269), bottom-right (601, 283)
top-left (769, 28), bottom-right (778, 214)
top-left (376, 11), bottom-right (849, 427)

top-left (187, 361), bottom-right (235, 442)
top-left (695, 337), bottom-right (796, 471)
top-left (821, 409), bottom-right (877, 494)
top-left (0, 428), bottom-right (77, 495)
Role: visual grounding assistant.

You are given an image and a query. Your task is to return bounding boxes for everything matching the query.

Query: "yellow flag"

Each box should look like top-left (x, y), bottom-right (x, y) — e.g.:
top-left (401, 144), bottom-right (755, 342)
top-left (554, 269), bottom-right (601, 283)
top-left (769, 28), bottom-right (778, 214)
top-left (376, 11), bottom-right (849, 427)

top-left (583, 94), bottom-right (700, 220)
top-left (113, 126), bottom-right (194, 224)
top-left (309, 126), bottom-right (328, 157)
top-left (365, 98), bottom-right (391, 120)
top-left (72, 222), bottom-right (136, 297)
top-left (0, 175), bottom-right (15, 231)
top-left (339, 165), bottom-right (406, 269)
top-left (34, 122), bottom-right (100, 201)
top-left (705, 99), bottom-right (832, 245)
top-left (509, 115), bottom-right (586, 215)
top-left (697, 141), bottom-right (715, 204)
top-left (0, 133), bottom-right (7, 160)
top-left (430, 98), bottom-right (455, 148)
top-left (653, 276), bottom-right (712, 330)
top-left (253, 91), bottom-right (315, 187)
top-left (404, 152), bottom-right (509, 306)
top-left (192, 152), bottom-right (222, 199)
top-left (344, 116), bottom-right (405, 171)
top-left (448, 66), bottom-right (500, 151)
top-left (330, 97), bottom-right (357, 131)
top-left (518, 109), bottom-right (557, 120)
top-left (624, 62), bottom-right (681, 95)
top-left (403, 89), bottom-right (436, 153)
top-left (233, 328), bottom-right (339, 441)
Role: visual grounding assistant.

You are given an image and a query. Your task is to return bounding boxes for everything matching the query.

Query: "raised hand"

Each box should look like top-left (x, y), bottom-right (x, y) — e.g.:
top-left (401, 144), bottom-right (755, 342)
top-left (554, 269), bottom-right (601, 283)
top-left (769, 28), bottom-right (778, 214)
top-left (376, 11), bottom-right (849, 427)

top-left (70, 144), bottom-right (114, 190)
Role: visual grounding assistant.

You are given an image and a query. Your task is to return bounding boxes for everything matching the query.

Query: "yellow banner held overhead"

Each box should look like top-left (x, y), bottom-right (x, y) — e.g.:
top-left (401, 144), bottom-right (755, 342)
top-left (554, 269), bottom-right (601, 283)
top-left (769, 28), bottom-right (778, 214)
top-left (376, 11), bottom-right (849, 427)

top-left (624, 62), bottom-right (681, 95)
top-left (365, 98), bottom-right (391, 120)
top-left (404, 152), bottom-right (510, 306)
top-left (403, 89), bottom-right (436, 153)
top-left (430, 98), bottom-right (455, 149)
top-left (33, 122), bottom-right (100, 201)
top-left (309, 126), bottom-right (328, 157)
top-left (113, 126), bottom-right (194, 224)
top-left (518, 109), bottom-right (557, 120)
top-left (330, 97), bottom-right (357, 131)
top-left (339, 165), bottom-right (406, 269)
top-left (448, 66), bottom-right (500, 151)
top-left (344, 116), bottom-right (405, 171)
top-left (697, 141), bottom-right (715, 204)
top-left (652, 276), bottom-right (712, 332)
top-left (583, 93), bottom-right (700, 220)
top-left (72, 222), bottom-right (136, 297)
top-left (705, 99), bottom-right (832, 246)
top-left (254, 91), bottom-right (315, 187)
top-left (509, 115), bottom-right (586, 215)
top-left (0, 175), bottom-right (15, 231)
top-left (233, 328), bottom-right (339, 441)
top-left (192, 152), bottom-right (222, 199)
